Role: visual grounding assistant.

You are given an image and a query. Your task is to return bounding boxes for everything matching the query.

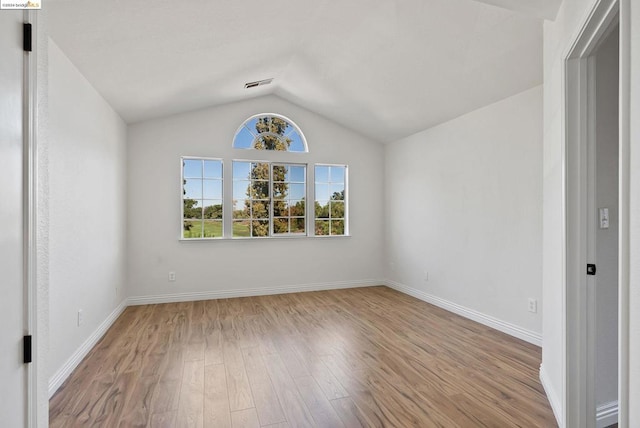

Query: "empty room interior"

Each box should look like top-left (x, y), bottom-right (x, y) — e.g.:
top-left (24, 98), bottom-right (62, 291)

top-left (2, 0), bottom-right (639, 427)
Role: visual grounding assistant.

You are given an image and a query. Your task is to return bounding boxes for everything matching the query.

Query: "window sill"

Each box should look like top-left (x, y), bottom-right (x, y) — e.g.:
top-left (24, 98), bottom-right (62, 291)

top-left (179, 234), bottom-right (351, 242)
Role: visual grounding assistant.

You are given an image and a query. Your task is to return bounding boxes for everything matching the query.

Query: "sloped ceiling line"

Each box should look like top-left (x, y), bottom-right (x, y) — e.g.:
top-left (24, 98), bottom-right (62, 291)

top-left (47, 0), bottom-right (547, 143)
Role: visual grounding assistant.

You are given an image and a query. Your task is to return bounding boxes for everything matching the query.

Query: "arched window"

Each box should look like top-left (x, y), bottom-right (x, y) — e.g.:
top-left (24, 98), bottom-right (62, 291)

top-left (232, 114), bottom-right (308, 152)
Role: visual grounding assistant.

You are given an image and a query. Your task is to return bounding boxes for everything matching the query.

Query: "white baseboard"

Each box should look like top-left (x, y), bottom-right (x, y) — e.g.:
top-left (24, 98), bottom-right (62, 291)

top-left (596, 400), bottom-right (618, 428)
top-left (385, 279), bottom-right (542, 346)
top-left (540, 364), bottom-right (563, 428)
top-left (48, 299), bottom-right (127, 398)
top-left (127, 279), bottom-right (382, 306)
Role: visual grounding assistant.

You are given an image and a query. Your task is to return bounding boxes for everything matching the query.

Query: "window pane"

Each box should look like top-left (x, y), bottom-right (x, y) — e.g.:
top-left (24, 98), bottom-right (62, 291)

top-left (233, 180), bottom-right (251, 199)
top-left (182, 158), bottom-right (224, 238)
top-left (203, 200), bottom-right (223, 219)
top-left (183, 159), bottom-right (202, 178)
top-left (251, 162), bottom-right (270, 179)
top-left (315, 164), bottom-right (346, 237)
top-left (233, 200), bottom-right (250, 219)
top-left (288, 131), bottom-right (305, 152)
top-left (315, 183), bottom-right (330, 201)
top-left (233, 116), bottom-right (307, 153)
top-left (292, 218), bottom-right (305, 234)
top-left (273, 217), bottom-right (289, 234)
top-left (331, 220), bottom-right (345, 235)
top-left (203, 179), bottom-right (222, 199)
top-left (289, 165), bottom-right (305, 182)
top-left (315, 166), bottom-right (329, 182)
top-left (289, 200), bottom-right (305, 216)
top-left (244, 118), bottom-right (260, 135)
top-left (233, 220), bottom-right (250, 237)
top-left (273, 200), bottom-right (289, 217)
top-left (289, 183), bottom-right (305, 200)
top-left (233, 161), bottom-right (251, 180)
top-left (183, 199), bottom-right (202, 219)
top-left (234, 126), bottom-right (255, 149)
top-left (251, 200), bottom-right (269, 219)
top-left (330, 201), bottom-right (345, 219)
top-left (330, 166), bottom-right (346, 183)
top-left (184, 179), bottom-right (202, 199)
top-left (251, 220), bottom-right (269, 237)
top-left (315, 201), bottom-right (329, 219)
top-left (203, 220), bottom-right (222, 238)
top-left (272, 165), bottom-right (288, 182)
top-left (204, 160), bottom-right (222, 178)
top-left (183, 220), bottom-right (203, 238)
top-left (315, 220), bottom-right (329, 236)
top-left (250, 181), bottom-right (270, 199)
top-left (272, 182), bottom-right (288, 199)
top-left (330, 183), bottom-right (345, 200)
top-left (230, 160), bottom-right (308, 238)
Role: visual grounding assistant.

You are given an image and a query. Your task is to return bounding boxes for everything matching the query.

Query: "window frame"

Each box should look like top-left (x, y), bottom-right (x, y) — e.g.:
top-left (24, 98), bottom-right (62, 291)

top-left (231, 159), bottom-right (308, 239)
top-left (314, 163), bottom-right (349, 237)
top-left (232, 113), bottom-right (309, 153)
top-left (180, 156), bottom-right (224, 240)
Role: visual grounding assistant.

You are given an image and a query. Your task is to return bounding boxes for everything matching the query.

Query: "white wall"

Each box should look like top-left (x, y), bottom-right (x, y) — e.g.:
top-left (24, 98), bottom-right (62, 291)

top-left (126, 95), bottom-right (385, 299)
top-left (47, 39), bottom-right (127, 386)
top-left (384, 86), bottom-right (543, 339)
top-left (594, 27), bottom-right (619, 411)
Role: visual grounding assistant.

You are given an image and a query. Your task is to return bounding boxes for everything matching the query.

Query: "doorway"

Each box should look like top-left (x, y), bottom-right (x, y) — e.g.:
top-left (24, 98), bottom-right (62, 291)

top-left (592, 25), bottom-right (619, 428)
top-left (564, 0), bottom-right (621, 427)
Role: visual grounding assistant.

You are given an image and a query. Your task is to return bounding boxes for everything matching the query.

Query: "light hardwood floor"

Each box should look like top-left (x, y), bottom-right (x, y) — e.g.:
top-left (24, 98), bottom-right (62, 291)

top-left (50, 286), bottom-right (557, 427)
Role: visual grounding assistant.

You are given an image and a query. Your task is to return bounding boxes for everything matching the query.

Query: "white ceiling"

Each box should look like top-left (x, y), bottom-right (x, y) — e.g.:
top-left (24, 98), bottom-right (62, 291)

top-left (46, 0), bottom-right (556, 143)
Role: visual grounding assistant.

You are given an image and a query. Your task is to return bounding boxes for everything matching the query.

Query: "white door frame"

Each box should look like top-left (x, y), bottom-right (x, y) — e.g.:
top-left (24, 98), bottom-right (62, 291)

top-left (563, 0), bottom-right (629, 426)
top-left (23, 9), bottom-right (39, 428)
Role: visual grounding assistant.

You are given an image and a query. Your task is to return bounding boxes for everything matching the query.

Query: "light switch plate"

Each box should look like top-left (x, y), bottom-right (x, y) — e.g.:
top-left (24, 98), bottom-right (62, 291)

top-left (599, 208), bottom-right (609, 229)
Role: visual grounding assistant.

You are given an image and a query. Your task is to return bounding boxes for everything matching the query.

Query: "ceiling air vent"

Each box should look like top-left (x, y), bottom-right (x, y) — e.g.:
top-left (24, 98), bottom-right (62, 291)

top-left (244, 78), bottom-right (273, 89)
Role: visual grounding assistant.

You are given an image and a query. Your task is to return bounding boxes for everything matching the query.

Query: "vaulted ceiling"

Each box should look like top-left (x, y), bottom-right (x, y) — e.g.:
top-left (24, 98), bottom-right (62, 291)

top-left (46, 0), bottom-right (560, 143)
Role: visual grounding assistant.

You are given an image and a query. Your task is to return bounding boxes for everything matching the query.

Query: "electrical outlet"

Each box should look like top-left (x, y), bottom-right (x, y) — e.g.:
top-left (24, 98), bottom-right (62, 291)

top-left (528, 298), bottom-right (538, 313)
top-left (77, 309), bottom-right (84, 327)
top-left (423, 270), bottom-right (429, 281)
top-left (168, 271), bottom-right (176, 282)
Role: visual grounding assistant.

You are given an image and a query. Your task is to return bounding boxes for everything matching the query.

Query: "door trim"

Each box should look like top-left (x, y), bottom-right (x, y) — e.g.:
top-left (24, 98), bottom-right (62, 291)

top-left (617, 0), bottom-right (631, 425)
top-left (563, 0), bottom-right (626, 426)
top-left (22, 9), bottom-right (39, 428)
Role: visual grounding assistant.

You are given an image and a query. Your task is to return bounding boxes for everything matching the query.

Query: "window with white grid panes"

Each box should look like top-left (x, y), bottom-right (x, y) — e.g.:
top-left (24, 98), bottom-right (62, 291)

top-left (181, 158), bottom-right (223, 239)
top-left (232, 161), bottom-right (307, 238)
top-left (314, 165), bottom-right (347, 236)
top-left (272, 164), bottom-right (306, 235)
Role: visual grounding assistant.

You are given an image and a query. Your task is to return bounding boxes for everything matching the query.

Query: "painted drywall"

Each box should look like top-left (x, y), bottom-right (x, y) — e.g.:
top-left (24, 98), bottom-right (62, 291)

top-left (126, 95), bottom-right (385, 299)
top-left (384, 86), bottom-right (542, 337)
top-left (47, 39), bottom-right (127, 383)
top-left (627, 0), bottom-right (640, 424)
top-left (594, 27), bottom-right (619, 412)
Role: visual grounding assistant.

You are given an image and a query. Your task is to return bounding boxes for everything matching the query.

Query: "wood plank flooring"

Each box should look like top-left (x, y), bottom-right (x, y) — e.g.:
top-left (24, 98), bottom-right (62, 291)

top-left (49, 286), bottom-right (557, 427)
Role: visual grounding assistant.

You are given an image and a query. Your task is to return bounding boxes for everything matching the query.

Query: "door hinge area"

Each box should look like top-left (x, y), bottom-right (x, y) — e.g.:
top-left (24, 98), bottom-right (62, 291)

top-left (23, 23), bottom-right (32, 52)
top-left (587, 264), bottom-right (597, 276)
top-left (23, 335), bottom-right (32, 364)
